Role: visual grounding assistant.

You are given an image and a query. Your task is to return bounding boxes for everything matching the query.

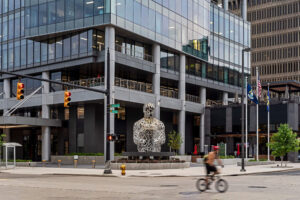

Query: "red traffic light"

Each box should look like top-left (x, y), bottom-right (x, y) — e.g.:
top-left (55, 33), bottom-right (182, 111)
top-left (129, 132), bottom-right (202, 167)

top-left (107, 134), bottom-right (118, 142)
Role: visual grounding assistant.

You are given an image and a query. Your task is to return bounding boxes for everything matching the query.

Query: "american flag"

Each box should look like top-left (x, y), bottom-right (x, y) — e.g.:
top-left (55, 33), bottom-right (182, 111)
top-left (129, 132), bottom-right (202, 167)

top-left (257, 74), bottom-right (262, 98)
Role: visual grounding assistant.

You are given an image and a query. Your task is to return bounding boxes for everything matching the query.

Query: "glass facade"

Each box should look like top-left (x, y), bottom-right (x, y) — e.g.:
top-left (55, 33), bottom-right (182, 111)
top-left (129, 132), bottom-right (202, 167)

top-left (210, 3), bottom-right (251, 76)
top-left (0, 0), bottom-right (251, 89)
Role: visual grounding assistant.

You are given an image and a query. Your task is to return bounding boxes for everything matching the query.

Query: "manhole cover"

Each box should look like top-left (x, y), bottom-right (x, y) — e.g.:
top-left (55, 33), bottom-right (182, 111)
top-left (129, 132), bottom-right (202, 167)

top-left (248, 186), bottom-right (267, 189)
top-left (160, 185), bottom-right (178, 187)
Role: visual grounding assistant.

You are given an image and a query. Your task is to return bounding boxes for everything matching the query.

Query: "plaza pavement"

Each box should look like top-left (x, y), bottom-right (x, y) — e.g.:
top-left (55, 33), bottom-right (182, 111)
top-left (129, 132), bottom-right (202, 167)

top-left (1, 162), bottom-right (300, 177)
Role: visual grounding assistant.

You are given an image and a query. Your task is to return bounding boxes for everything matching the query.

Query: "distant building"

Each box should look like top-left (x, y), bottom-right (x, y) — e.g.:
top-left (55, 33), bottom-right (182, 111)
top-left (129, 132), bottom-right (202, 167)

top-left (229, 0), bottom-right (300, 98)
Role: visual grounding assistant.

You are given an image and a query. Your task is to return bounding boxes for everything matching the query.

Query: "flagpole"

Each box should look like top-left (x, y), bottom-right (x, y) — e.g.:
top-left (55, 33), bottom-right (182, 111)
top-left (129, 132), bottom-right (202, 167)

top-left (245, 76), bottom-right (248, 159)
top-left (267, 83), bottom-right (270, 161)
top-left (256, 67), bottom-right (259, 161)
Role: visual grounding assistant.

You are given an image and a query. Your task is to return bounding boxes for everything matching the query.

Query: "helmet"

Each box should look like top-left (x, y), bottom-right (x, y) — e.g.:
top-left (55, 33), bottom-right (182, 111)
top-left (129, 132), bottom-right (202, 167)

top-left (213, 146), bottom-right (219, 151)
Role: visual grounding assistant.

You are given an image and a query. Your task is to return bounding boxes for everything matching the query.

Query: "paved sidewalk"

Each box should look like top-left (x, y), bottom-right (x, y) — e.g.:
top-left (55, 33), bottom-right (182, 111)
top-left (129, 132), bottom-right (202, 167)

top-left (1, 162), bottom-right (300, 177)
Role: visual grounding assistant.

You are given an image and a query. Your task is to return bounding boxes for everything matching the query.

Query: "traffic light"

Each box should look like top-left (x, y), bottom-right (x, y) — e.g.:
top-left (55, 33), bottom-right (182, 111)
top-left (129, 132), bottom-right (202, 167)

top-left (16, 82), bottom-right (25, 100)
top-left (107, 134), bottom-right (118, 142)
top-left (64, 91), bottom-right (71, 107)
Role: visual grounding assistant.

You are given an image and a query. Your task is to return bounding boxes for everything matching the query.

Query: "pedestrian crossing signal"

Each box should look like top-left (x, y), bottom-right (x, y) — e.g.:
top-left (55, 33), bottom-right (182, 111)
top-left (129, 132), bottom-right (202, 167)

top-left (64, 91), bottom-right (71, 107)
top-left (16, 82), bottom-right (25, 100)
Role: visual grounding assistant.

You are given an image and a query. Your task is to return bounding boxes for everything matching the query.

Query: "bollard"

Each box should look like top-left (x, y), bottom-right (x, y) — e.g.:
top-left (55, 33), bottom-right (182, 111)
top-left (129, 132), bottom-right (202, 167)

top-left (57, 160), bottom-right (61, 168)
top-left (74, 159), bottom-right (78, 168)
top-left (42, 160), bottom-right (46, 167)
top-left (92, 160), bottom-right (96, 168)
top-left (120, 164), bottom-right (126, 176)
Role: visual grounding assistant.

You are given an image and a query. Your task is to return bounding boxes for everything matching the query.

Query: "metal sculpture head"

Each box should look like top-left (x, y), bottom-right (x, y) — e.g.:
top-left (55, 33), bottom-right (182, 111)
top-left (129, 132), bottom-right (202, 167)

top-left (143, 103), bottom-right (155, 118)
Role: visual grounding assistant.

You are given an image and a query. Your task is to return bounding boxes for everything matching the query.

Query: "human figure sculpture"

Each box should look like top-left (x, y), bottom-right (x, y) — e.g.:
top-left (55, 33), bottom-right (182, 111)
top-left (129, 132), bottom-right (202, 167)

top-left (133, 103), bottom-right (165, 152)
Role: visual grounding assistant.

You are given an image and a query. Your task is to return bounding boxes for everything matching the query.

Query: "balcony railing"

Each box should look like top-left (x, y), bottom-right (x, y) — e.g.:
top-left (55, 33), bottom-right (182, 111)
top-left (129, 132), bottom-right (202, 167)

top-left (186, 94), bottom-right (201, 103)
top-left (64, 77), bottom-right (105, 90)
top-left (63, 77), bottom-right (182, 100)
top-left (115, 44), bottom-right (153, 62)
top-left (160, 87), bottom-right (178, 99)
top-left (115, 77), bottom-right (153, 93)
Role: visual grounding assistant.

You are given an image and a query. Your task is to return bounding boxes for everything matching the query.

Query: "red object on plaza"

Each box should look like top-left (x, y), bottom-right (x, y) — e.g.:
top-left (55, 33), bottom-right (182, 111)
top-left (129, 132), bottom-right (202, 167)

top-left (193, 144), bottom-right (198, 155)
top-left (213, 146), bottom-right (219, 151)
top-left (237, 144), bottom-right (240, 156)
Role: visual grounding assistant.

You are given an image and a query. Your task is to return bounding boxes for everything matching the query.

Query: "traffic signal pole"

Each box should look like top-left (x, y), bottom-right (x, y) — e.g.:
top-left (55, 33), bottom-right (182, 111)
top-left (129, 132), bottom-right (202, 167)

top-left (104, 48), bottom-right (112, 174)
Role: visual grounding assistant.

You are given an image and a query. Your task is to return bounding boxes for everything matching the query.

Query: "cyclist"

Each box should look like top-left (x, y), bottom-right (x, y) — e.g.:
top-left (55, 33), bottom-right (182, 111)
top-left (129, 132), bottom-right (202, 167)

top-left (204, 146), bottom-right (224, 189)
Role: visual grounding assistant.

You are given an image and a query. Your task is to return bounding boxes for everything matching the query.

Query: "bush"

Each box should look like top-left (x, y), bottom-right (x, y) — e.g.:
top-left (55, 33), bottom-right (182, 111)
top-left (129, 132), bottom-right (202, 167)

top-left (219, 155), bottom-right (235, 159)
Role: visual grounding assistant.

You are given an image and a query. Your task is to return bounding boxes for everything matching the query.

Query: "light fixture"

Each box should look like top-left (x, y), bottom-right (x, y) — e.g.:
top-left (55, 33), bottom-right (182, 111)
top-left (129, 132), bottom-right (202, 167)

top-left (81, 37), bottom-right (87, 41)
top-left (86, 1), bottom-right (94, 4)
top-left (169, 26), bottom-right (175, 29)
top-left (97, 6), bottom-right (104, 9)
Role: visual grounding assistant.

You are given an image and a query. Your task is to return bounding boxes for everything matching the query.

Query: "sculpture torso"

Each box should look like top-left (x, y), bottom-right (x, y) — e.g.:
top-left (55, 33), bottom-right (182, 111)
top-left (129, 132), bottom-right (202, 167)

top-left (133, 104), bottom-right (165, 152)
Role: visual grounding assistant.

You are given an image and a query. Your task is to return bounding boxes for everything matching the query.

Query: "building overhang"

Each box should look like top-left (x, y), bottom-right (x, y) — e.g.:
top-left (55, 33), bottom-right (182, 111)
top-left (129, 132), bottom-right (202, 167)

top-left (262, 81), bottom-right (300, 93)
top-left (0, 116), bottom-right (62, 128)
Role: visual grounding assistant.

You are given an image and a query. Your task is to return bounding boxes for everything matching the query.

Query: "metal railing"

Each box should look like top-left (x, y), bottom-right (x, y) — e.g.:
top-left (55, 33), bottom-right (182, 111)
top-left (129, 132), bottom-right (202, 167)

top-left (64, 77), bottom-right (104, 90)
top-left (115, 77), bottom-right (153, 93)
top-left (160, 87), bottom-right (178, 99)
top-left (115, 44), bottom-right (153, 62)
top-left (186, 94), bottom-right (201, 103)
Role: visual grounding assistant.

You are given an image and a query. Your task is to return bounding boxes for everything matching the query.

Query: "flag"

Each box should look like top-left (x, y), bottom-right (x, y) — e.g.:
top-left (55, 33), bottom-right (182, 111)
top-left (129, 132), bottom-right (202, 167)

top-left (247, 84), bottom-right (258, 104)
top-left (257, 74), bottom-right (262, 98)
top-left (267, 85), bottom-right (270, 112)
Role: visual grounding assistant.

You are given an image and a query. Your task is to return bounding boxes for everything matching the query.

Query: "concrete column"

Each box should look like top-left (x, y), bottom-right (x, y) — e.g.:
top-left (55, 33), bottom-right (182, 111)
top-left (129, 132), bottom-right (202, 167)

top-left (69, 106), bottom-right (78, 153)
top-left (41, 72), bottom-right (51, 161)
top-left (152, 43), bottom-right (161, 119)
top-left (242, 0), bottom-right (247, 20)
top-left (222, 92), bottom-right (228, 105)
top-left (3, 79), bottom-right (11, 142)
top-left (287, 103), bottom-right (298, 131)
top-left (225, 107), bottom-right (232, 133)
top-left (223, 0), bottom-right (228, 11)
top-left (105, 26), bottom-right (115, 160)
top-left (200, 87), bottom-right (206, 153)
top-left (285, 85), bottom-right (289, 99)
top-left (178, 54), bottom-right (186, 155)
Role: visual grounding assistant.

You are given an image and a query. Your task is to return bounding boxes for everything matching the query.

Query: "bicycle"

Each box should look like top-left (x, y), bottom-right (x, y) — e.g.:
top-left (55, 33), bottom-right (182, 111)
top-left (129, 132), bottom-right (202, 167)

top-left (196, 174), bottom-right (228, 193)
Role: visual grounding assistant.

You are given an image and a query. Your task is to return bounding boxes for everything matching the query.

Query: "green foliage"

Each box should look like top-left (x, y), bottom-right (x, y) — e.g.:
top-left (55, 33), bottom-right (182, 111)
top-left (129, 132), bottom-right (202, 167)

top-left (219, 155), bottom-right (235, 159)
top-left (218, 143), bottom-right (226, 157)
top-left (249, 158), bottom-right (268, 162)
top-left (0, 134), bottom-right (6, 147)
top-left (268, 124), bottom-right (300, 166)
top-left (67, 152), bottom-right (104, 156)
top-left (167, 130), bottom-right (183, 153)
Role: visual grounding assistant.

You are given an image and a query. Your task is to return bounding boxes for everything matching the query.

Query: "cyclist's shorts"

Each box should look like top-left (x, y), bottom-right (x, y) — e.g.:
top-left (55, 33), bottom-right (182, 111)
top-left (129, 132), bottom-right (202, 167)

top-left (205, 163), bottom-right (217, 175)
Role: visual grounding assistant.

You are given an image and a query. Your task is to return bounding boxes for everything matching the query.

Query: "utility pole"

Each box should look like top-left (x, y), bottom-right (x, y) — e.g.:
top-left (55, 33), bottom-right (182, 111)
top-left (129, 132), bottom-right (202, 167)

top-left (104, 48), bottom-right (112, 174)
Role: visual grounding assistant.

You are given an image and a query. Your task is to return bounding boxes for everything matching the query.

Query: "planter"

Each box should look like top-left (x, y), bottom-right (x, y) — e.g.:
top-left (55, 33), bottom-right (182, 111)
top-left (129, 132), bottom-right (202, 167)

top-left (197, 158), bottom-right (241, 165)
top-left (237, 161), bottom-right (276, 166)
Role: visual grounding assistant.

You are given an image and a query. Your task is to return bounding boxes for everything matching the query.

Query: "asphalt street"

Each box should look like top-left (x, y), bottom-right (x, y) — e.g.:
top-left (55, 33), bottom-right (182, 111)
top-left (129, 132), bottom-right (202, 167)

top-left (0, 169), bottom-right (300, 200)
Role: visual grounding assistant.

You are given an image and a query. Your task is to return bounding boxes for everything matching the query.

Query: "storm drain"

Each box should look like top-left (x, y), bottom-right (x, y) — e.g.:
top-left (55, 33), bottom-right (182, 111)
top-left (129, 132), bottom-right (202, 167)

top-left (248, 186), bottom-right (267, 189)
top-left (160, 185), bottom-right (178, 187)
top-left (179, 192), bottom-right (200, 195)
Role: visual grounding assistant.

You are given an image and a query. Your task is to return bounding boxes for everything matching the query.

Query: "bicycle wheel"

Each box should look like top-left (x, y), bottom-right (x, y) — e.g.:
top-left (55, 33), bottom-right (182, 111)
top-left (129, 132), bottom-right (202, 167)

top-left (215, 179), bottom-right (228, 193)
top-left (196, 178), bottom-right (207, 192)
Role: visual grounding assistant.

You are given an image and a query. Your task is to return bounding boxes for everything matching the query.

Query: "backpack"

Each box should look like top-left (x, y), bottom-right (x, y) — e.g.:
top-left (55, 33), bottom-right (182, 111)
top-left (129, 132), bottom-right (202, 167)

top-left (203, 154), bottom-right (208, 163)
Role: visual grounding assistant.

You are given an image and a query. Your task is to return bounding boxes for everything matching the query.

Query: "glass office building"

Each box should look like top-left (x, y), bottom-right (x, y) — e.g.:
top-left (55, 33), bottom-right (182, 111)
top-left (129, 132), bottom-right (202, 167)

top-left (0, 0), bottom-right (250, 161)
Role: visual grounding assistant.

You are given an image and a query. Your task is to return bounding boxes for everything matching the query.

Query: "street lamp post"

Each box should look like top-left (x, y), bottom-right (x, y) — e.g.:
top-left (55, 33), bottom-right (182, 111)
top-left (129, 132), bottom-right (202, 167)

top-left (241, 47), bottom-right (251, 172)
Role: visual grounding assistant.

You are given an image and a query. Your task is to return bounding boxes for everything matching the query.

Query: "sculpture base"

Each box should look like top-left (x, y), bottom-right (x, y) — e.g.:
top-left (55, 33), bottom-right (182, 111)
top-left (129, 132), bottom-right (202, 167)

top-left (111, 162), bottom-right (190, 170)
top-left (111, 152), bottom-right (190, 170)
top-left (122, 152), bottom-right (175, 160)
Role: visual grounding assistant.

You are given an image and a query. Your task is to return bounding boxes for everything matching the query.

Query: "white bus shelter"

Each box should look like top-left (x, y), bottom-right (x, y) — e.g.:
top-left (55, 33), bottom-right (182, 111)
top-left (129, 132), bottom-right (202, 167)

top-left (2, 143), bottom-right (22, 168)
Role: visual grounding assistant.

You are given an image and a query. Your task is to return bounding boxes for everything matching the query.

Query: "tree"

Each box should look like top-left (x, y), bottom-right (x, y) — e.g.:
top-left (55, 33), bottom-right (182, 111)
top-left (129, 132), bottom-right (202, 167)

top-left (268, 124), bottom-right (300, 167)
top-left (0, 133), bottom-right (6, 163)
top-left (167, 130), bottom-right (183, 154)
